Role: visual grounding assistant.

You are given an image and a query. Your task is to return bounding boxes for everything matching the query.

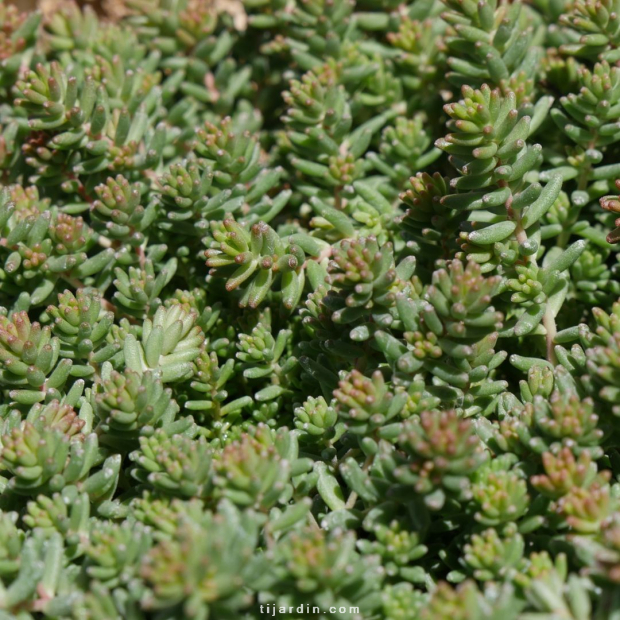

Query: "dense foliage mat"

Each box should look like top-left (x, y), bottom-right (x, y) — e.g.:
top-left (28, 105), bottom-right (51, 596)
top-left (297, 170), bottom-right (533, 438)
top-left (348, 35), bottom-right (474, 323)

top-left (5, 0), bottom-right (620, 617)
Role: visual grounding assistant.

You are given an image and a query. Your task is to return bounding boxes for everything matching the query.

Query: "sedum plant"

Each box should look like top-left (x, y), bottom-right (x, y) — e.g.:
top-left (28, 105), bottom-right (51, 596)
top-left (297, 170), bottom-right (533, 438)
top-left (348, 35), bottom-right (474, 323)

top-left (3, 0), bottom-right (620, 617)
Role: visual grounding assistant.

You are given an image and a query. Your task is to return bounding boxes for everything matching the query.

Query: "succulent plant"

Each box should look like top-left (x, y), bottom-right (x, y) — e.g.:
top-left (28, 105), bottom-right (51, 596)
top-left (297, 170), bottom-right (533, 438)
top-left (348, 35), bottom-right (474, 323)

top-left (0, 0), bottom-right (620, 616)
